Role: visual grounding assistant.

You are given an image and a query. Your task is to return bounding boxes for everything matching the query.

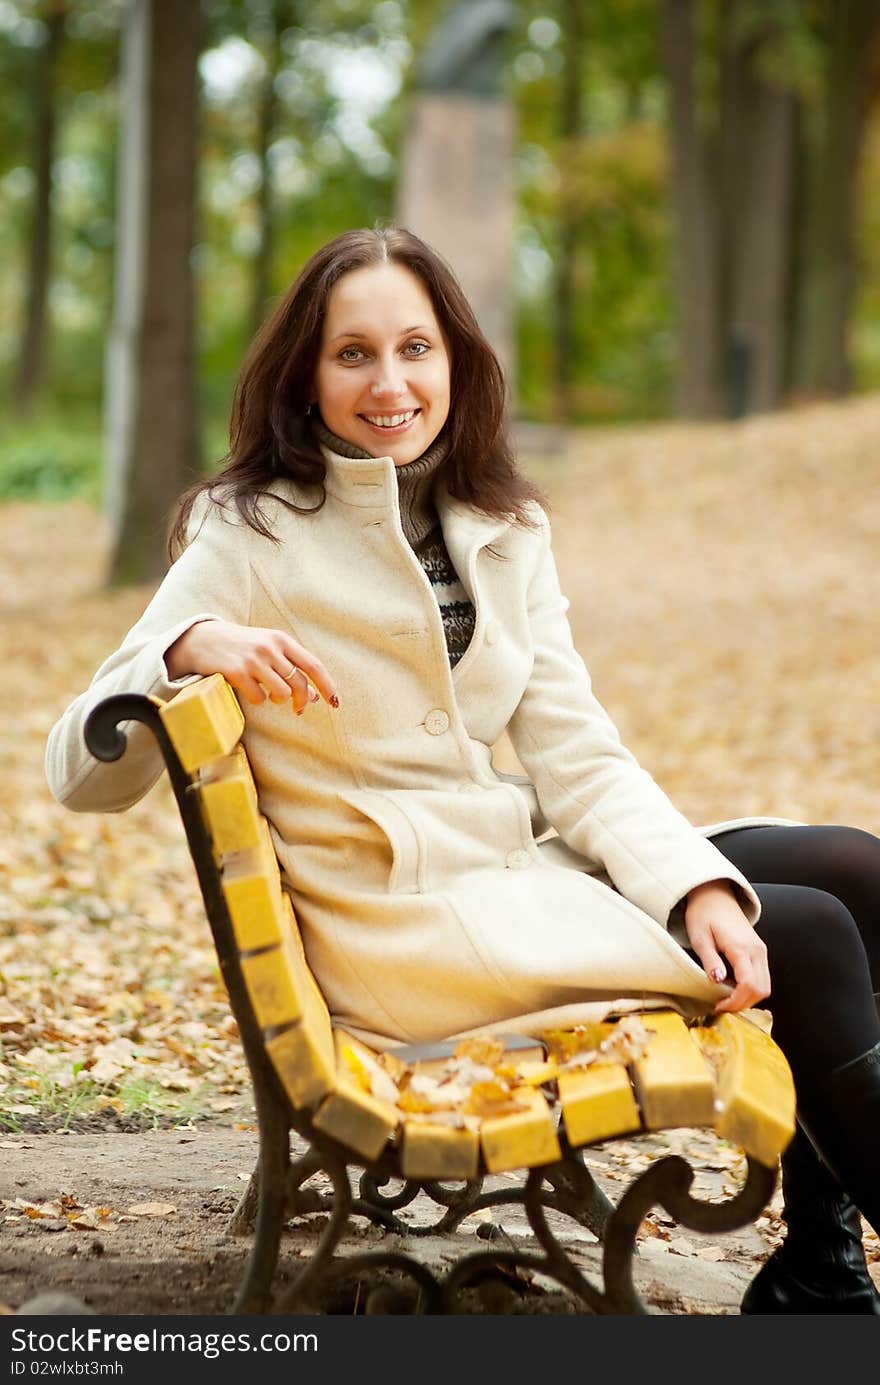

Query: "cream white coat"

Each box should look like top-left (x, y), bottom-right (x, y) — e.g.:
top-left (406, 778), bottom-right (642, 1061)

top-left (46, 448), bottom-right (791, 1048)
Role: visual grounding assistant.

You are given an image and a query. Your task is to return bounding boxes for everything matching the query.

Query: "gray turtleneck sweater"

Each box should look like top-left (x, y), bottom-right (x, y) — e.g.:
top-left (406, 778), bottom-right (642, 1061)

top-left (314, 417), bottom-right (476, 667)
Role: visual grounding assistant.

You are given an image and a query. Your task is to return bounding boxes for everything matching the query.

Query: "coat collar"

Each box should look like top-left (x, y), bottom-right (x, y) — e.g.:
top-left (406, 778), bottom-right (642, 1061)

top-left (319, 444), bottom-right (510, 561)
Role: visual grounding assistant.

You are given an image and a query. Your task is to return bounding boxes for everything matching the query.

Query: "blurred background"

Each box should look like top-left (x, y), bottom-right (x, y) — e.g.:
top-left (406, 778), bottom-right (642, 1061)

top-left (2, 0), bottom-right (880, 579)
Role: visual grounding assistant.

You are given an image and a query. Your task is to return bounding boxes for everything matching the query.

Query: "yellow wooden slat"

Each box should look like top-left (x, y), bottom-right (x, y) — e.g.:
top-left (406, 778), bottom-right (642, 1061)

top-left (221, 819), bottom-right (286, 953)
top-left (266, 965), bottom-right (336, 1109)
top-left (630, 1011), bottom-right (716, 1130)
top-left (558, 1061), bottom-right (642, 1148)
top-left (312, 1031), bottom-right (400, 1161)
top-left (159, 673), bottom-right (244, 774)
top-left (697, 1013), bottom-right (796, 1168)
top-left (400, 1120), bottom-right (480, 1181)
top-left (480, 1087), bottom-right (561, 1174)
top-left (199, 749), bottom-right (263, 858)
top-left (240, 927), bottom-right (307, 1031)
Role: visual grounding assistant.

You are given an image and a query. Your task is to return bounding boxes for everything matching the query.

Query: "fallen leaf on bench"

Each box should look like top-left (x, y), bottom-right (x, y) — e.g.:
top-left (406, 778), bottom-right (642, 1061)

top-left (410, 1073), bottom-right (469, 1105)
top-left (514, 1058), bottom-right (559, 1085)
top-left (452, 1035), bottom-right (507, 1067)
top-left (465, 1080), bottom-right (529, 1118)
top-left (541, 1022), bottom-right (610, 1061)
top-left (595, 1014), bottom-right (654, 1065)
top-left (126, 1202), bottom-right (177, 1217)
top-left (340, 1043), bottom-right (401, 1105)
top-left (541, 1015), bottom-right (654, 1069)
top-left (398, 1108), bottom-right (480, 1131)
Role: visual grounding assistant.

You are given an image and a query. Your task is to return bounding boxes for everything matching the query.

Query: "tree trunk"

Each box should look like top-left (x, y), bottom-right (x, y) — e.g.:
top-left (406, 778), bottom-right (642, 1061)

top-left (661, 0), bottom-right (724, 417)
top-left (250, 1), bottom-right (289, 339)
top-left (105, 0), bottom-right (202, 587)
top-left (720, 11), bottom-right (797, 416)
top-left (552, 0), bottom-right (586, 422)
top-left (791, 0), bottom-right (880, 397)
top-left (12, 2), bottom-right (68, 413)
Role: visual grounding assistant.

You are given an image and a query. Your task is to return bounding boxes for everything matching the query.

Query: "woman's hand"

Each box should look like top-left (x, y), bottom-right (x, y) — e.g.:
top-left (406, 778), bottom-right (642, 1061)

top-left (165, 619), bottom-right (339, 714)
top-left (684, 879), bottom-right (770, 1014)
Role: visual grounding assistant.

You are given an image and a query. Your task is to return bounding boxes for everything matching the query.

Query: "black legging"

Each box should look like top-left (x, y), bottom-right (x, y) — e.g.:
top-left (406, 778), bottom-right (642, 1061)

top-left (707, 825), bottom-right (880, 1089)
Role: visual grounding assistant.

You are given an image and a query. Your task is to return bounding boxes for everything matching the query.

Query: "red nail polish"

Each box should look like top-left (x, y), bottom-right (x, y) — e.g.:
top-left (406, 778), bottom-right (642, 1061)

top-left (330, 694), bottom-right (339, 709)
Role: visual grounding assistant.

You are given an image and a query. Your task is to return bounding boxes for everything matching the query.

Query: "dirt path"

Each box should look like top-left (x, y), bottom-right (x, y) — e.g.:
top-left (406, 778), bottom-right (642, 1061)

top-left (0, 1123), bottom-right (786, 1317)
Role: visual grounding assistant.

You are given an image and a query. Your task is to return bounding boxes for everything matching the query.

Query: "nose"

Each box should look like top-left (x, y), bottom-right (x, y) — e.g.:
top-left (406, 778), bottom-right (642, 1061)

top-left (369, 353), bottom-right (406, 399)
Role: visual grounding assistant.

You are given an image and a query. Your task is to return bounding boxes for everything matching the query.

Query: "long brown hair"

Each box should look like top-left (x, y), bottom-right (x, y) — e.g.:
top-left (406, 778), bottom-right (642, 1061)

top-left (169, 225), bottom-right (546, 557)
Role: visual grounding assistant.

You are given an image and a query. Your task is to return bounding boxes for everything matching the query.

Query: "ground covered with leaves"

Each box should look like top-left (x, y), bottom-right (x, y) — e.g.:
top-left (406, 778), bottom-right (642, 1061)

top-left (1, 397), bottom-right (879, 1313)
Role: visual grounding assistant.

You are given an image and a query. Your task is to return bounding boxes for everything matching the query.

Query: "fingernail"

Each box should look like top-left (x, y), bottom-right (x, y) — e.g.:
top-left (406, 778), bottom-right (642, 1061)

top-left (308, 688), bottom-right (319, 702)
top-left (330, 694), bottom-right (339, 709)
top-left (710, 966), bottom-right (726, 983)
top-left (296, 707), bottom-right (303, 717)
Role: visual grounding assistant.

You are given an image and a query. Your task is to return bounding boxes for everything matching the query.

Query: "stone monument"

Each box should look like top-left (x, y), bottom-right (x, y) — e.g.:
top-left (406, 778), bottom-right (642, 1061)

top-left (397, 0), bottom-right (518, 395)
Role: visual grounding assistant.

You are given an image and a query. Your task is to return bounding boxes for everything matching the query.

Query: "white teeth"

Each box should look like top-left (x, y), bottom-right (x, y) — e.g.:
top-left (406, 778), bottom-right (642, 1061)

top-left (364, 410), bottom-right (416, 428)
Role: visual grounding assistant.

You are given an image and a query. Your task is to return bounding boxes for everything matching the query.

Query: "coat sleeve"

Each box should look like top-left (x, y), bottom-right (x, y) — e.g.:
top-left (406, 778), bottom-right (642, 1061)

top-left (44, 500), bottom-right (252, 813)
top-left (505, 517), bottom-right (760, 930)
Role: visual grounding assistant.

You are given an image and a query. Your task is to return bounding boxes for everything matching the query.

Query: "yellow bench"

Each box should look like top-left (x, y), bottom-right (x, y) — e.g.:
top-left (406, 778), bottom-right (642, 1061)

top-left (85, 674), bottom-right (796, 1316)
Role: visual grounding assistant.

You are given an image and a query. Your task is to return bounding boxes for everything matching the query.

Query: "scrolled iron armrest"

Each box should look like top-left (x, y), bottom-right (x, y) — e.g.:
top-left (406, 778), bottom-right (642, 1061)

top-left (84, 693), bottom-right (165, 764)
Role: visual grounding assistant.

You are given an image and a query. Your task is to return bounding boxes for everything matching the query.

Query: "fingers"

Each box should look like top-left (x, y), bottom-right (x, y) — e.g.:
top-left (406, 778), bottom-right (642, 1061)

top-left (238, 631), bottom-right (339, 713)
top-left (280, 666), bottom-right (315, 715)
top-left (278, 638), bottom-right (339, 709)
top-left (690, 935), bottom-right (727, 987)
top-left (187, 623), bottom-right (340, 716)
top-left (712, 940), bottom-right (771, 1014)
top-left (229, 672), bottom-right (273, 707)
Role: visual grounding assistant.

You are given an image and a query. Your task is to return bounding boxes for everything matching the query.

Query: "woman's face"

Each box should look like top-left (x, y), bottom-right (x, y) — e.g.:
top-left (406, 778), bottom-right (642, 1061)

top-left (314, 261), bottom-right (451, 466)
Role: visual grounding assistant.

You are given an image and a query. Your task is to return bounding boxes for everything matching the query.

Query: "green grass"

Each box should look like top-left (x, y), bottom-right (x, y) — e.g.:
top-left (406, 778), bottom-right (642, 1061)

top-left (0, 1073), bottom-right (237, 1131)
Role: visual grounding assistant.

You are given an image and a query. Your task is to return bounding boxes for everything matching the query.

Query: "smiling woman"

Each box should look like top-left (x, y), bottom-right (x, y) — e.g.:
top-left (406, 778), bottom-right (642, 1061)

top-left (44, 224), bottom-right (880, 1315)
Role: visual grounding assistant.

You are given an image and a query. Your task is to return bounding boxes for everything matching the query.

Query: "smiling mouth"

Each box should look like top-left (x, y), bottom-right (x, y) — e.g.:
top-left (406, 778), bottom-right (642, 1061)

top-left (360, 409), bottom-right (420, 429)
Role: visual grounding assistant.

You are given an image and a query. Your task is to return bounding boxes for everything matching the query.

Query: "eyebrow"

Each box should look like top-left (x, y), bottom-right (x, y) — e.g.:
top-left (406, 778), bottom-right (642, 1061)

top-left (328, 324), bottom-right (432, 343)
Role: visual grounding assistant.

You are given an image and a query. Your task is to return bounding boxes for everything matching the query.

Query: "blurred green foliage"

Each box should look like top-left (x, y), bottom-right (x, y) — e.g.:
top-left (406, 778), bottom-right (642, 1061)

top-left (0, 410), bottom-right (102, 501)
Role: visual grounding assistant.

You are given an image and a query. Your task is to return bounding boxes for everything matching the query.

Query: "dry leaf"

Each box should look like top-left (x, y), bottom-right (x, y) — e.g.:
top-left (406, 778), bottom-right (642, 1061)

top-left (596, 1015), bottom-right (654, 1065)
top-left (126, 1202), bottom-right (176, 1217)
top-left (667, 1237), bottom-right (697, 1257)
top-left (69, 1213), bottom-right (114, 1232)
top-left (452, 1035), bottom-right (506, 1067)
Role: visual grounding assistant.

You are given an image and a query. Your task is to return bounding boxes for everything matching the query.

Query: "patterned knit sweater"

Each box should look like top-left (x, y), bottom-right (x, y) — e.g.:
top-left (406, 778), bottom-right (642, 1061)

top-left (314, 418), bottom-right (476, 668)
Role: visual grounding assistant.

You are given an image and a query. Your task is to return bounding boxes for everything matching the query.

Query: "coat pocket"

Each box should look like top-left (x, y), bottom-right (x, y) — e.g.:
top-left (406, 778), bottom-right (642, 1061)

top-left (335, 787), bottom-right (422, 895)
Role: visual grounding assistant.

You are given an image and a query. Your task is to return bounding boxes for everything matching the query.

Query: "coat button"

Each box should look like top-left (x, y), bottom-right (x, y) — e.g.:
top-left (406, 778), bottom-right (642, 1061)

top-left (424, 709), bottom-right (450, 735)
top-left (485, 620), bottom-right (500, 646)
top-left (506, 849), bottom-right (532, 870)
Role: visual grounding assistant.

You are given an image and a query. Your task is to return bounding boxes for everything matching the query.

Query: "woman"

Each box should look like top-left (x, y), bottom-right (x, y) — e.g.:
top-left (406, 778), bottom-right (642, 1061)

top-left (46, 226), bottom-right (880, 1314)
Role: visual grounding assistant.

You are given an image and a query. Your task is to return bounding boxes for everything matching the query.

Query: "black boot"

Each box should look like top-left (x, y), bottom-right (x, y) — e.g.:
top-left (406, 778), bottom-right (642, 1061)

top-left (797, 1039), bottom-right (880, 1239)
top-left (741, 1123), bottom-right (880, 1314)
